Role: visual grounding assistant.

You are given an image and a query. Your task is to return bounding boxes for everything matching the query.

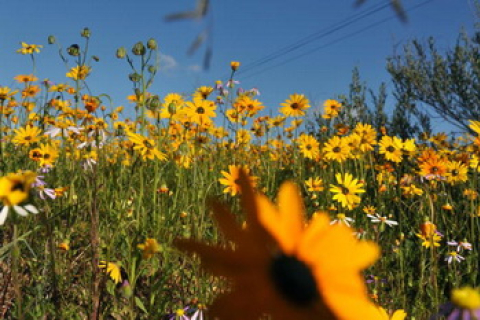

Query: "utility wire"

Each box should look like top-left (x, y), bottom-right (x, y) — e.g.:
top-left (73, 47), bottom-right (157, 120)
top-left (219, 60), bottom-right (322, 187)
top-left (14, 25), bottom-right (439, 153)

top-left (231, 1), bottom-right (391, 78)
top-left (239, 0), bottom-right (435, 80)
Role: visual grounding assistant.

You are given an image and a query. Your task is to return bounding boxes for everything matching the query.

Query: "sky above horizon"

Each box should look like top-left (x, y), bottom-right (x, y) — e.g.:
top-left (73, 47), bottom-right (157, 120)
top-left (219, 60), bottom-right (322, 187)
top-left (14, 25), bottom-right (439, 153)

top-left (0, 0), bottom-right (477, 132)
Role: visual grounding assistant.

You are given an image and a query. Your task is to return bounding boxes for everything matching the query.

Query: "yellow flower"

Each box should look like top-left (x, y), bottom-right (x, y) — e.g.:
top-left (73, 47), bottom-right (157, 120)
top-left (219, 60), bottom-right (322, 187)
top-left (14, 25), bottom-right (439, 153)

top-left (230, 61), bottom-right (241, 71)
top-left (183, 99), bottom-right (216, 125)
top-left (416, 232), bottom-right (442, 248)
top-left (0, 171), bottom-right (38, 225)
top-left (17, 42), bottom-right (43, 55)
top-left (298, 135), bottom-right (320, 160)
top-left (322, 99), bottom-right (342, 119)
top-left (12, 125), bottom-right (42, 147)
top-left (280, 94), bottom-right (310, 117)
top-left (98, 261), bottom-right (122, 284)
top-left (127, 131), bottom-right (167, 161)
top-left (193, 86), bottom-right (214, 100)
top-left (137, 238), bottom-right (162, 259)
top-left (219, 165), bottom-right (258, 196)
top-left (377, 307), bottom-right (407, 320)
top-left (0, 86), bottom-right (18, 101)
top-left (66, 65), bottom-right (91, 80)
top-left (330, 173), bottom-right (365, 210)
top-left (469, 120), bottom-right (480, 135)
top-left (323, 136), bottom-right (351, 163)
top-left (175, 170), bottom-right (381, 320)
top-left (379, 136), bottom-right (403, 163)
top-left (0, 171), bottom-right (36, 207)
top-left (305, 177), bottom-right (324, 192)
top-left (451, 287), bottom-right (480, 310)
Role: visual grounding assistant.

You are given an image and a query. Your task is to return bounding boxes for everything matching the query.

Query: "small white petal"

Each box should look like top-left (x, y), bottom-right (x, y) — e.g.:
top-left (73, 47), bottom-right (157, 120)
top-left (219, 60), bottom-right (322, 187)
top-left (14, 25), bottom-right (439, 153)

top-left (14, 205), bottom-right (28, 217)
top-left (24, 204), bottom-right (39, 214)
top-left (0, 206), bottom-right (9, 225)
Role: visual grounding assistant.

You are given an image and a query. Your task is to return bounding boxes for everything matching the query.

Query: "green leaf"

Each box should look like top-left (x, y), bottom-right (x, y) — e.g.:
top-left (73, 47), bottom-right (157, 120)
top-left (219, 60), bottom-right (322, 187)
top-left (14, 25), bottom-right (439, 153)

top-left (135, 297), bottom-right (148, 314)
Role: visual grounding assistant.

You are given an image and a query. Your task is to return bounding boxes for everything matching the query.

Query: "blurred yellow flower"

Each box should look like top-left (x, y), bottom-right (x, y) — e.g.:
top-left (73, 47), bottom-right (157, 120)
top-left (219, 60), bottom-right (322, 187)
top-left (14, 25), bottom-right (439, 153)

top-left (176, 170), bottom-right (382, 320)
top-left (66, 65), bottom-right (91, 80)
top-left (17, 42), bottom-right (43, 55)
top-left (137, 238), bottom-right (162, 259)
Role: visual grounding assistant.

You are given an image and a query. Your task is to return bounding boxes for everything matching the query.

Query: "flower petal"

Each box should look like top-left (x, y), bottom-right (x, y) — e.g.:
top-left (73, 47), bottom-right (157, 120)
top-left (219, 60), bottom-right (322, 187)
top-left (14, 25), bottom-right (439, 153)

top-left (0, 206), bottom-right (9, 225)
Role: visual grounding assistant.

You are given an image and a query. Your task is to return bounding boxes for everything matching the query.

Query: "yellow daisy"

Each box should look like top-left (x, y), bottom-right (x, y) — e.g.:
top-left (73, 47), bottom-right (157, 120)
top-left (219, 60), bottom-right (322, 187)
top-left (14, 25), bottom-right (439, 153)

top-left (279, 94), bottom-right (310, 117)
top-left (330, 173), bottom-right (365, 210)
top-left (219, 165), bottom-right (257, 196)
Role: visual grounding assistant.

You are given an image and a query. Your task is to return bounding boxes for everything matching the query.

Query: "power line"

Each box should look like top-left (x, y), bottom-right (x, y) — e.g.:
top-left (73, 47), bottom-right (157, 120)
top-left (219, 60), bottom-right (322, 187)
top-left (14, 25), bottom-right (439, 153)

top-left (231, 1), bottom-right (391, 78)
top-left (239, 0), bottom-right (435, 80)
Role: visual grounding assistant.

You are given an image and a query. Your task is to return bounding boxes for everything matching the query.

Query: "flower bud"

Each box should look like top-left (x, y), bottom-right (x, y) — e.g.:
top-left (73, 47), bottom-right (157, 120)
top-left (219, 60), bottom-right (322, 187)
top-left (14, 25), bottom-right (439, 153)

top-left (67, 44), bottom-right (80, 56)
top-left (147, 96), bottom-right (161, 109)
top-left (168, 102), bottom-right (177, 115)
top-left (92, 55), bottom-right (100, 62)
top-left (116, 47), bottom-right (126, 59)
top-left (81, 27), bottom-right (91, 38)
top-left (132, 42), bottom-right (146, 56)
top-left (48, 35), bottom-right (56, 45)
top-left (147, 38), bottom-right (158, 50)
top-left (129, 73), bottom-right (141, 82)
top-left (230, 61), bottom-right (240, 71)
top-left (148, 65), bottom-right (157, 74)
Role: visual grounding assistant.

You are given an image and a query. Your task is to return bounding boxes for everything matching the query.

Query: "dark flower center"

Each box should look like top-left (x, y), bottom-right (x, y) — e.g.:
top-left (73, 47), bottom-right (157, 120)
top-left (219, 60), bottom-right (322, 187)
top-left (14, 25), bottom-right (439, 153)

top-left (291, 103), bottom-right (299, 110)
top-left (270, 254), bottom-right (319, 306)
top-left (452, 169), bottom-right (459, 176)
top-left (197, 107), bottom-right (205, 114)
top-left (332, 146), bottom-right (341, 153)
top-left (11, 181), bottom-right (25, 192)
top-left (143, 139), bottom-right (153, 148)
top-left (341, 186), bottom-right (350, 195)
top-left (431, 166), bottom-right (438, 173)
top-left (386, 146), bottom-right (395, 153)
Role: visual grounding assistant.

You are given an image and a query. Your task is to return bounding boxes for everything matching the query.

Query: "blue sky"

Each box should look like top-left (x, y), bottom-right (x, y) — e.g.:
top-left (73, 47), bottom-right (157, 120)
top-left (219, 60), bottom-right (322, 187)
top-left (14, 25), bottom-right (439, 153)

top-left (0, 0), bottom-right (477, 131)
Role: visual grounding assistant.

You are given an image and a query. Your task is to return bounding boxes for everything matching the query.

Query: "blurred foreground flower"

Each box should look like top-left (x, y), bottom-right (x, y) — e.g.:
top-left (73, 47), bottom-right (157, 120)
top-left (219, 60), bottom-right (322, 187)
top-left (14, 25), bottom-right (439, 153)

top-left (430, 287), bottom-right (480, 320)
top-left (377, 306), bottom-right (407, 320)
top-left (176, 170), bottom-right (381, 320)
top-left (0, 171), bottom-right (38, 225)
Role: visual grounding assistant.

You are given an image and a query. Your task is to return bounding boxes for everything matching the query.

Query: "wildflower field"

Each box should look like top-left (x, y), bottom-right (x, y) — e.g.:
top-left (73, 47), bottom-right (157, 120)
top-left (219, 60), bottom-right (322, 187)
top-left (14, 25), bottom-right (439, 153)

top-left (2, 30), bottom-right (480, 320)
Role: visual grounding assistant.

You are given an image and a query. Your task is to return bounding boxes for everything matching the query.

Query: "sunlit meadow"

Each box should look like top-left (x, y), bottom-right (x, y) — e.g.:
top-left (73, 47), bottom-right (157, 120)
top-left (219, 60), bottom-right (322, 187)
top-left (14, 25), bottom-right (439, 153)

top-left (1, 29), bottom-right (480, 320)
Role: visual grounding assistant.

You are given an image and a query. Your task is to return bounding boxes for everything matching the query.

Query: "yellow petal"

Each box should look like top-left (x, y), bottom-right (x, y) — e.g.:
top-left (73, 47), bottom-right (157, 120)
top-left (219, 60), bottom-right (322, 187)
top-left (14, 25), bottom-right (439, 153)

top-left (277, 181), bottom-right (304, 254)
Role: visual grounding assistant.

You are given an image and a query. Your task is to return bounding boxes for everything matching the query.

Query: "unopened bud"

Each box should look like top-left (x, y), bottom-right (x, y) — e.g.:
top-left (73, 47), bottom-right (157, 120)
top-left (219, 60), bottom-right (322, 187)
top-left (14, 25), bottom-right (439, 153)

top-left (81, 27), bottom-right (91, 38)
top-left (148, 96), bottom-right (161, 109)
top-left (129, 73), bottom-right (141, 82)
top-left (48, 35), bottom-right (56, 45)
top-left (132, 42), bottom-right (146, 56)
top-left (168, 103), bottom-right (177, 115)
top-left (67, 44), bottom-right (80, 56)
top-left (147, 38), bottom-right (158, 50)
top-left (116, 47), bottom-right (126, 59)
top-left (148, 65), bottom-right (157, 74)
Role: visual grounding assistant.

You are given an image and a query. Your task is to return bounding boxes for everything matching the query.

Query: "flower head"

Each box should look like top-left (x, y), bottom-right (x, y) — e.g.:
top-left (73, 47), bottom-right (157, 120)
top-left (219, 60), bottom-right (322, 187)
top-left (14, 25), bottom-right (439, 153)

top-left (176, 170), bottom-right (381, 320)
top-left (0, 171), bottom-right (38, 225)
top-left (280, 94), bottom-right (310, 117)
top-left (330, 173), bottom-right (365, 210)
top-left (137, 238), bottom-right (162, 259)
top-left (98, 261), bottom-right (122, 284)
top-left (17, 42), bottom-right (43, 55)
